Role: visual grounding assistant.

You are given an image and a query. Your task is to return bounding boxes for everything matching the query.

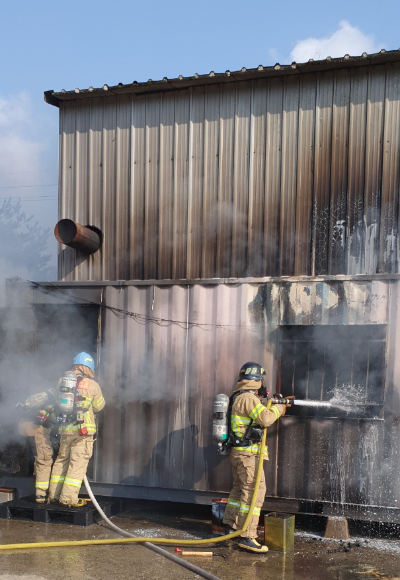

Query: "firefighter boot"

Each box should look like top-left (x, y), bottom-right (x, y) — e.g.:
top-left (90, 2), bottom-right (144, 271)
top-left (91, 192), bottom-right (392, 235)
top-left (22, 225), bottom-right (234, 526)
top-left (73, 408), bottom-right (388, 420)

top-left (237, 538), bottom-right (268, 553)
top-left (35, 493), bottom-right (47, 504)
top-left (225, 525), bottom-right (236, 535)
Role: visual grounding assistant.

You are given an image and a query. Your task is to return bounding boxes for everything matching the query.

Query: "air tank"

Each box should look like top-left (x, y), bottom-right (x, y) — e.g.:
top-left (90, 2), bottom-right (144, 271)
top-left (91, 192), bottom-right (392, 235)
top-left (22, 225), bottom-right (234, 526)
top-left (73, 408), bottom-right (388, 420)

top-left (213, 394), bottom-right (230, 443)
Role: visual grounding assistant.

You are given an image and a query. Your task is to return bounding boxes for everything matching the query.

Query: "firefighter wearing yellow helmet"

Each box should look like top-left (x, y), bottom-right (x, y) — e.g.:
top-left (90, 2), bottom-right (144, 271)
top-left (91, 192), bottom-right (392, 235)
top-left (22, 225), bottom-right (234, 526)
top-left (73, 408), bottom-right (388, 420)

top-left (48, 352), bottom-right (105, 507)
top-left (222, 362), bottom-right (291, 553)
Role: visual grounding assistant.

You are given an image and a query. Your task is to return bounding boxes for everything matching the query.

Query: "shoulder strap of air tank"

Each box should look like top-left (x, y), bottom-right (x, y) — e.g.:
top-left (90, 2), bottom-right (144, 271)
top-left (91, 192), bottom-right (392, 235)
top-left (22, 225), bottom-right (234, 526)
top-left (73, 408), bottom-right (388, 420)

top-left (227, 390), bottom-right (254, 446)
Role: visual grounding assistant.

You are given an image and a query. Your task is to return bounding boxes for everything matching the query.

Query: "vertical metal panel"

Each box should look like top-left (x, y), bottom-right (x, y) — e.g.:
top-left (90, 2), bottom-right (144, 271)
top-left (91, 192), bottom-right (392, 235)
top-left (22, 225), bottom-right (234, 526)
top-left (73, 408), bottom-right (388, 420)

top-left (347, 70), bottom-right (368, 275)
top-left (247, 79), bottom-right (267, 277)
top-left (114, 96), bottom-right (131, 281)
top-left (74, 100), bottom-right (90, 281)
top-left (88, 98), bottom-right (104, 281)
top-left (59, 101), bottom-right (77, 281)
top-left (312, 73), bottom-right (334, 275)
top-left (231, 82), bottom-right (251, 277)
top-left (144, 94), bottom-right (161, 279)
top-left (329, 69), bottom-right (350, 274)
top-left (216, 85), bottom-right (235, 277)
top-left (102, 97), bottom-right (117, 281)
top-left (294, 75), bottom-right (316, 275)
top-left (201, 85), bottom-right (220, 278)
top-left (130, 96), bottom-right (146, 280)
top-left (172, 91), bottom-right (189, 279)
top-left (187, 87), bottom-right (205, 279)
top-left (364, 69), bottom-right (386, 274)
top-left (264, 77), bottom-right (283, 276)
top-left (380, 63), bottom-right (400, 273)
top-left (158, 93), bottom-right (175, 280)
top-left (280, 76), bottom-right (299, 275)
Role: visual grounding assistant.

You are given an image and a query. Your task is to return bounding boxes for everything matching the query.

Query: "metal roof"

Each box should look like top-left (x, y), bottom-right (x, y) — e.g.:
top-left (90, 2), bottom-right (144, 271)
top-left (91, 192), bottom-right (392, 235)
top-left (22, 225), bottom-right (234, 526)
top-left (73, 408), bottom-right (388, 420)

top-left (44, 49), bottom-right (400, 107)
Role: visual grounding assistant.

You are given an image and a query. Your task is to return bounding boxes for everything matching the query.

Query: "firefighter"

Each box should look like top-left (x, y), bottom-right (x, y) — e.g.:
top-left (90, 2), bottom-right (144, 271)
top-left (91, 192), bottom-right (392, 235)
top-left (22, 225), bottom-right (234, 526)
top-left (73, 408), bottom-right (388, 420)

top-left (17, 389), bottom-right (58, 503)
top-left (48, 352), bottom-right (105, 507)
top-left (222, 362), bottom-right (292, 553)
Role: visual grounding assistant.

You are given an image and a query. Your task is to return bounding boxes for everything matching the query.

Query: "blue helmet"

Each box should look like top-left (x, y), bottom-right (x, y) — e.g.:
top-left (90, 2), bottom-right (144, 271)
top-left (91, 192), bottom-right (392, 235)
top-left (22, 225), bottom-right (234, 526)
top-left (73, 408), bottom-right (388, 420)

top-left (73, 352), bottom-right (95, 371)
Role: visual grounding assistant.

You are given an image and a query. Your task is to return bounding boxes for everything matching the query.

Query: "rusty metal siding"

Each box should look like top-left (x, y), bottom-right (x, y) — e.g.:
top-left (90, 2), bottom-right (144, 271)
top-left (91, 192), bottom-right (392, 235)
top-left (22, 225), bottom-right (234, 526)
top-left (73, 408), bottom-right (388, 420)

top-left (58, 62), bottom-right (400, 282)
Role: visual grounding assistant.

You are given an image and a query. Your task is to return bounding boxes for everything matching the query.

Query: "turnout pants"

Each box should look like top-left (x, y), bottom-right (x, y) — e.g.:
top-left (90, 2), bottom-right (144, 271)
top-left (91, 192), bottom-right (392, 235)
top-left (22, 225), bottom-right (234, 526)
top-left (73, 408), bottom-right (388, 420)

top-left (222, 451), bottom-right (266, 539)
top-left (48, 433), bottom-right (94, 505)
top-left (19, 422), bottom-right (54, 498)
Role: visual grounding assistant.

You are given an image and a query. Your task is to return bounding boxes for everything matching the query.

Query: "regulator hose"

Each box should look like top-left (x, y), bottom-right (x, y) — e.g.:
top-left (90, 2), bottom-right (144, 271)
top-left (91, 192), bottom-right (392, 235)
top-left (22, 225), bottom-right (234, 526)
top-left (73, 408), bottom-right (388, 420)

top-left (0, 430), bottom-right (267, 552)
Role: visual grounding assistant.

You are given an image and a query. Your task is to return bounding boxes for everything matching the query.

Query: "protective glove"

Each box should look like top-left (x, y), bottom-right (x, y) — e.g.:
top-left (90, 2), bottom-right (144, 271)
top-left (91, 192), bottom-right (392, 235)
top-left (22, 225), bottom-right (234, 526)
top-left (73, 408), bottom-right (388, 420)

top-left (275, 404), bottom-right (287, 417)
top-left (34, 406), bottom-right (53, 425)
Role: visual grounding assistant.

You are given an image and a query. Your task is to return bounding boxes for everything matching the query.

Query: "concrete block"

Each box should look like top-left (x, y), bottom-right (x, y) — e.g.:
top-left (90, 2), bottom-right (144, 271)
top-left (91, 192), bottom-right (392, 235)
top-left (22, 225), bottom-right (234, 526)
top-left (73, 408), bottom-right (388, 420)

top-left (324, 516), bottom-right (350, 540)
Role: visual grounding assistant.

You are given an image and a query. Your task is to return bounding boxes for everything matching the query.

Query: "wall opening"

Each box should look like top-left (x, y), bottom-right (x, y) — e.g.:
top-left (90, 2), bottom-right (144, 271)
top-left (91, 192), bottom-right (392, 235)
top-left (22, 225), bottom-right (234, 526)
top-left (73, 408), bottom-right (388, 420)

top-left (279, 325), bottom-right (387, 417)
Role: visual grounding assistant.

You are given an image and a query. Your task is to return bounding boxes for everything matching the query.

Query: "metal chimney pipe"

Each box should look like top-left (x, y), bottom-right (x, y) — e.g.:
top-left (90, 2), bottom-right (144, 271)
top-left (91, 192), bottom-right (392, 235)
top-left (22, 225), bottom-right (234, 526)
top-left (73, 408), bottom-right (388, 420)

top-left (54, 219), bottom-right (102, 255)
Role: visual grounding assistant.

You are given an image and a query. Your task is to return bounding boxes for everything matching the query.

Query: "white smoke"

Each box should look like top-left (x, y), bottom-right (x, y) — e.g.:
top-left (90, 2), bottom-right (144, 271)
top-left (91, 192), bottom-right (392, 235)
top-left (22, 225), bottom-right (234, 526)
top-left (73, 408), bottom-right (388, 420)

top-left (0, 92), bottom-right (57, 305)
top-left (290, 21), bottom-right (383, 63)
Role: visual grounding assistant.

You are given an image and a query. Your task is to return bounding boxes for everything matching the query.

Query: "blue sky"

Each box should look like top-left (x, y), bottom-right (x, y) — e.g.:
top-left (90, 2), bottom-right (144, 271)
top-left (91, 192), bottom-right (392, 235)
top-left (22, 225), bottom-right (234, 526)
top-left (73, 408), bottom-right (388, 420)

top-left (0, 0), bottom-right (399, 281)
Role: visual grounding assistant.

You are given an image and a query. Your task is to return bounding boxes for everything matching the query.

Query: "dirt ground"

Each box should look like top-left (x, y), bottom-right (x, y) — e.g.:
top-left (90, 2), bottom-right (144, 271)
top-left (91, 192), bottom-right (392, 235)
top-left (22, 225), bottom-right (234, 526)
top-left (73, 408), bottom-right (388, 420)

top-left (0, 499), bottom-right (400, 580)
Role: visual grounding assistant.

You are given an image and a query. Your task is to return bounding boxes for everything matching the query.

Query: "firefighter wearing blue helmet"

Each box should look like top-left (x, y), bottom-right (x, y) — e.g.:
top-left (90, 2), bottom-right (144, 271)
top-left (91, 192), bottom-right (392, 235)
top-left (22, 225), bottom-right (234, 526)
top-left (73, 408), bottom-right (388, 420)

top-left (48, 352), bottom-right (105, 507)
top-left (222, 362), bottom-right (291, 553)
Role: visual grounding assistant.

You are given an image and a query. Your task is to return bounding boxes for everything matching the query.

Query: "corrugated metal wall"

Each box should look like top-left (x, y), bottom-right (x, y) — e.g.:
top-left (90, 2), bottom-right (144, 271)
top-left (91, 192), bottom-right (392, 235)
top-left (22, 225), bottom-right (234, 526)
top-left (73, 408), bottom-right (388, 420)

top-left (97, 282), bottom-right (273, 493)
top-left (91, 279), bottom-right (400, 510)
top-left (58, 61), bottom-right (400, 282)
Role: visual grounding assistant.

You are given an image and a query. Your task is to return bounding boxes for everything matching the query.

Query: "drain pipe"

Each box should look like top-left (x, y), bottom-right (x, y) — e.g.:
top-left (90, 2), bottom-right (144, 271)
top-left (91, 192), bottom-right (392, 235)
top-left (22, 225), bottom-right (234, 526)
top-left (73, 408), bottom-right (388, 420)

top-left (83, 476), bottom-right (222, 580)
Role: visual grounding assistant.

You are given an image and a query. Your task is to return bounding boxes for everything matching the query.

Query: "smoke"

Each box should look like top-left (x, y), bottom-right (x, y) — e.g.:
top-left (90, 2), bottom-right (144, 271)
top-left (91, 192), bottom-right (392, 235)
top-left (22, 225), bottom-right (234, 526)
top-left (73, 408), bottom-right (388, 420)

top-left (0, 92), bottom-right (57, 306)
top-left (280, 323), bottom-right (385, 417)
top-left (0, 301), bottom-right (98, 453)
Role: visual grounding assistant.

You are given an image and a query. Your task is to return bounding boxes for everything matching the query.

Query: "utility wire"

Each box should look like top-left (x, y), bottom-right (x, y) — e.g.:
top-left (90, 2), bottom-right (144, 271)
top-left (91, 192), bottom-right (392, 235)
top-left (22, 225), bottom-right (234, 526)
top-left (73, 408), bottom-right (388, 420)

top-left (0, 195), bottom-right (57, 201)
top-left (0, 184), bottom-right (58, 189)
top-left (30, 280), bottom-right (260, 332)
top-left (0, 170), bottom-right (56, 176)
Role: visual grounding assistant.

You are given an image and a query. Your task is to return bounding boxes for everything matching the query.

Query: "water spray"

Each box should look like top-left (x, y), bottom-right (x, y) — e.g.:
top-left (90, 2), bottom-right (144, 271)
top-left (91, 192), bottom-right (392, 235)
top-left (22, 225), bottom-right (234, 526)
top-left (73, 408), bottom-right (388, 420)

top-left (270, 397), bottom-right (333, 408)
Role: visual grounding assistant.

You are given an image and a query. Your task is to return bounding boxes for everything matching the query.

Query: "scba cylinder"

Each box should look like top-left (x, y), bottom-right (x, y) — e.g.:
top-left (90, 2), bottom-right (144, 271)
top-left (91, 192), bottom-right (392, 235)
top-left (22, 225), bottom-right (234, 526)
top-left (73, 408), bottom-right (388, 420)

top-left (58, 371), bottom-right (77, 415)
top-left (213, 394), bottom-right (230, 443)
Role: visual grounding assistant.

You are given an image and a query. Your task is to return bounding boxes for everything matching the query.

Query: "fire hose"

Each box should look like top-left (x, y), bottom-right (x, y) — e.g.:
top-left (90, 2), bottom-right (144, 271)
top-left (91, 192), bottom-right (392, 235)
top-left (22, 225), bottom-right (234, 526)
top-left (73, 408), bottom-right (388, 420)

top-left (0, 430), bottom-right (268, 578)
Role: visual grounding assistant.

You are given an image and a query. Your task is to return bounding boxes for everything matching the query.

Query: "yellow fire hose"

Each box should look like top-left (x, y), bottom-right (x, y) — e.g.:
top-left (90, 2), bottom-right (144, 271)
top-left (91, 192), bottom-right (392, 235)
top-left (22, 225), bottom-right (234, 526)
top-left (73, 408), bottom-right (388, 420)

top-left (0, 430), bottom-right (267, 551)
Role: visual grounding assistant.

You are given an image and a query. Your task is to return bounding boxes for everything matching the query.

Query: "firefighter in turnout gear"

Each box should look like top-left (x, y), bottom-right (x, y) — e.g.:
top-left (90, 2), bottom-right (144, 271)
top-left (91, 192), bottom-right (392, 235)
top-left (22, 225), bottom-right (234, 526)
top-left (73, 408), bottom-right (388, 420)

top-left (17, 389), bottom-right (58, 503)
top-left (222, 362), bottom-right (291, 553)
top-left (48, 352), bottom-right (105, 507)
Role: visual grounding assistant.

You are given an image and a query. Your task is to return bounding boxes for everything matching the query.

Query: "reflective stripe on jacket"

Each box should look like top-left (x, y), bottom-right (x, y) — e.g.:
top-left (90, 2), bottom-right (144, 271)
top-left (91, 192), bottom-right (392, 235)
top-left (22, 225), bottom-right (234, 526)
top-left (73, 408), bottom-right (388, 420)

top-left (230, 379), bottom-right (284, 458)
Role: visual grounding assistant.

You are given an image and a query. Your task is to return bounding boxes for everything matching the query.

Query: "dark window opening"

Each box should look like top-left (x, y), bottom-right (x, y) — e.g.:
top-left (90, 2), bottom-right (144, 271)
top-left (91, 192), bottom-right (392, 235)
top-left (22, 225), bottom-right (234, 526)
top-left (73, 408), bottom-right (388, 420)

top-left (279, 325), bottom-right (386, 417)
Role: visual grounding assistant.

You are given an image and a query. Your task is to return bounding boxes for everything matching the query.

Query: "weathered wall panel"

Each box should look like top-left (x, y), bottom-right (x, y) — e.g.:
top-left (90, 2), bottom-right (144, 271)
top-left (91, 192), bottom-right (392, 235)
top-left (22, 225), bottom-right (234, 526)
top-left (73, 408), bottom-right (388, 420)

top-left (89, 279), bottom-right (395, 510)
top-left (58, 62), bottom-right (400, 282)
top-left (8, 276), bottom-right (400, 516)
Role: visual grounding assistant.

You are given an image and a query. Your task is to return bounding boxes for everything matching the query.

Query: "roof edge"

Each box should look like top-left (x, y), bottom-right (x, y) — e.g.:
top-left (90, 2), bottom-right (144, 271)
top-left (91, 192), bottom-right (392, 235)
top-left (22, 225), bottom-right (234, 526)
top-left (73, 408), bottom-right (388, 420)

top-left (44, 49), bottom-right (400, 107)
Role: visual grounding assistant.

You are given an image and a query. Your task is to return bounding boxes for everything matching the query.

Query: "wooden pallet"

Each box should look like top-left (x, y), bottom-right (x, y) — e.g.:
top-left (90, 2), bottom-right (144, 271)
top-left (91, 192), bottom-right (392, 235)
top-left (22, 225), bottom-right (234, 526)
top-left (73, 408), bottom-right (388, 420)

top-left (0, 495), bottom-right (117, 526)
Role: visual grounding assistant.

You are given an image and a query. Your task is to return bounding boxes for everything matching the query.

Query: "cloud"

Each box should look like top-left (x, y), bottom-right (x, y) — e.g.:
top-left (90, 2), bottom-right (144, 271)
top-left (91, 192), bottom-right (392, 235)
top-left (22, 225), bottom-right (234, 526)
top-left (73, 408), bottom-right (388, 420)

top-left (290, 21), bottom-right (383, 63)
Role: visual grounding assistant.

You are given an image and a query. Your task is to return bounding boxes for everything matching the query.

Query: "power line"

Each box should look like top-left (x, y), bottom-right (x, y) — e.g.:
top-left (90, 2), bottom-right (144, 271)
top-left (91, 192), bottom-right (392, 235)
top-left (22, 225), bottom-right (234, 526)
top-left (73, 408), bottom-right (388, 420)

top-left (0, 170), bottom-right (56, 176)
top-left (0, 184), bottom-right (58, 189)
top-left (31, 280), bottom-right (254, 332)
top-left (0, 195), bottom-right (57, 201)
